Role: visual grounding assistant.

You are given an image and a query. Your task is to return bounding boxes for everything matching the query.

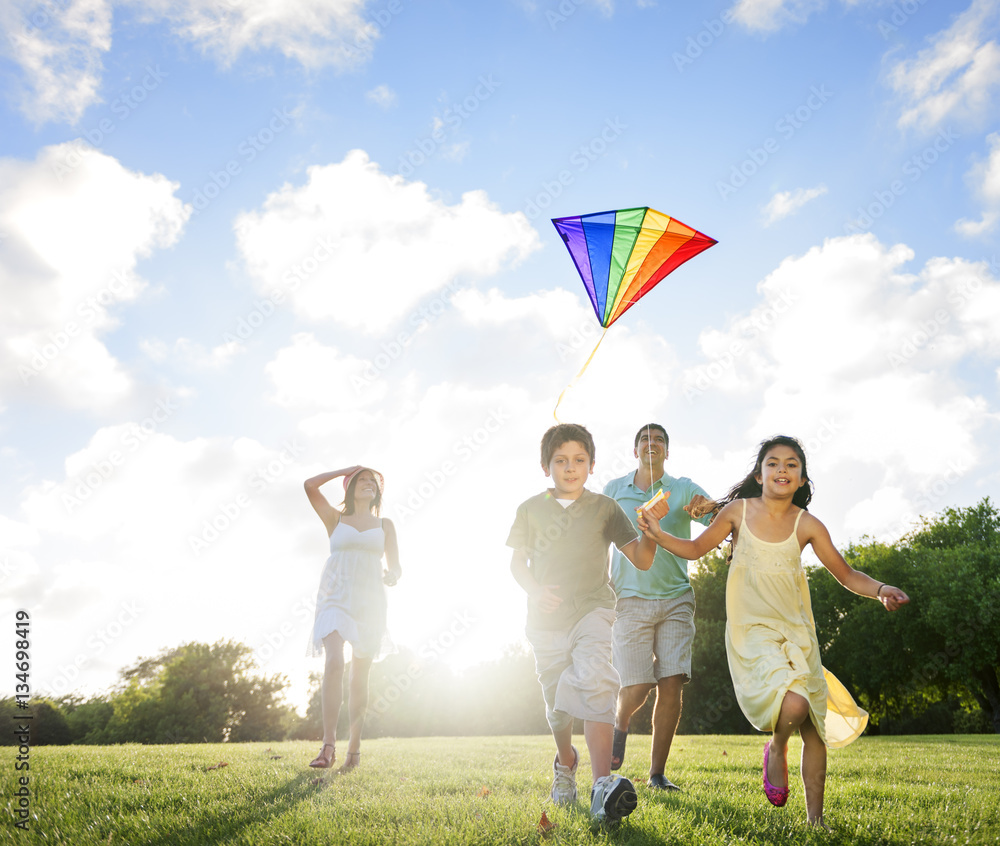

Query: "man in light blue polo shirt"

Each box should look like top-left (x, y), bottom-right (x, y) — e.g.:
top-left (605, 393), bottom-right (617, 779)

top-left (603, 423), bottom-right (714, 791)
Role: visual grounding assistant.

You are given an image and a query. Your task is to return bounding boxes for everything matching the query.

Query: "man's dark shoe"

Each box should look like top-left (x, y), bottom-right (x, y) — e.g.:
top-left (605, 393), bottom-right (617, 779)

top-left (647, 773), bottom-right (681, 791)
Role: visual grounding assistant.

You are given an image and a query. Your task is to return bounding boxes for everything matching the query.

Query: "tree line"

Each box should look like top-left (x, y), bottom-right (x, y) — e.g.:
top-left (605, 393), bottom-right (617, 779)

top-left (4, 498), bottom-right (997, 744)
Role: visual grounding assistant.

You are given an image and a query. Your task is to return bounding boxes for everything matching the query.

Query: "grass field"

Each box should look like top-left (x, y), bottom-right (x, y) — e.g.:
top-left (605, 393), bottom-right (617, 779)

top-left (4, 734), bottom-right (998, 845)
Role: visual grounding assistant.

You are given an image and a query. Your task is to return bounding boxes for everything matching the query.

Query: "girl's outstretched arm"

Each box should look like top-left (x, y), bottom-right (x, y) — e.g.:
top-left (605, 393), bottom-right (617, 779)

top-left (638, 500), bottom-right (741, 561)
top-left (801, 513), bottom-right (910, 610)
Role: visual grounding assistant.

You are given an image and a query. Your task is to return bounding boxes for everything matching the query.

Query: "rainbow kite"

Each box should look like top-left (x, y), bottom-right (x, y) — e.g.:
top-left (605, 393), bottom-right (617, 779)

top-left (551, 206), bottom-right (717, 328)
top-left (551, 206), bottom-right (716, 418)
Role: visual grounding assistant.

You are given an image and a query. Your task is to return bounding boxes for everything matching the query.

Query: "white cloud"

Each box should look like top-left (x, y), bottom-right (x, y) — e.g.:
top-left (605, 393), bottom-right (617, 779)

top-left (0, 514), bottom-right (40, 553)
top-left (0, 0), bottom-right (112, 125)
top-left (265, 332), bottom-right (387, 410)
top-left (234, 149), bottom-right (541, 333)
top-left (441, 141), bottom-right (471, 162)
top-left (728, 0), bottom-right (826, 32)
top-left (762, 184), bottom-right (827, 225)
top-left (955, 210), bottom-right (1000, 237)
top-left (956, 131), bottom-right (1000, 236)
top-left (453, 286), bottom-right (586, 334)
top-left (140, 337), bottom-right (245, 369)
top-left (1, 0), bottom-right (379, 124)
top-left (888, 0), bottom-right (1000, 131)
top-left (366, 83), bottom-right (397, 108)
top-left (679, 234), bottom-right (998, 538)
top-left (0, 144), bottom-right (189, 410)
top-left (125, 0), bottom-right (379, 69)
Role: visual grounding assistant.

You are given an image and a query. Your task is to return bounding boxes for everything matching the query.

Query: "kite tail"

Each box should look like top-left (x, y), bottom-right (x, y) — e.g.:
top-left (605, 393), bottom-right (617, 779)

top-left (553, 326), bottom-right (610, 422)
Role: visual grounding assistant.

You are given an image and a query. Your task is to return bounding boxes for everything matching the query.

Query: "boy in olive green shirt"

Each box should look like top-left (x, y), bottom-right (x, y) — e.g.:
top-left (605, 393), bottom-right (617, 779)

top-left (507, 423), bottom-right (665, 823)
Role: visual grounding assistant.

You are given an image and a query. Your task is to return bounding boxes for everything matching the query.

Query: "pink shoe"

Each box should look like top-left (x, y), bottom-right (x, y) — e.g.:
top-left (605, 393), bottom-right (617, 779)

top-left (763, 742), bottom-right (788, 807)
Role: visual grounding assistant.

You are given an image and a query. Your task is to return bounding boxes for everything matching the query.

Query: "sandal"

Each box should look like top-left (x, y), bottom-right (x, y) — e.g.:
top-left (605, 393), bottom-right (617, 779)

top-left (763, 741), bottom-right (788, 807)
top-left (611, 728), bottom-right (628, 771)
top-left (338, 751), bottom-right (361, 774)
top-left (309, 743), bottom-right (336, 769)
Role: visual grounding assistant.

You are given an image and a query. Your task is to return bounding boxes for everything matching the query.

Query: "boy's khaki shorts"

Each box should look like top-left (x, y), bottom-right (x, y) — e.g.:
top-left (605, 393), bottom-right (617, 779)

top-left (612, 591), bottom-right (695, 688)
top-left (526, 607), bottom-right (619, 732)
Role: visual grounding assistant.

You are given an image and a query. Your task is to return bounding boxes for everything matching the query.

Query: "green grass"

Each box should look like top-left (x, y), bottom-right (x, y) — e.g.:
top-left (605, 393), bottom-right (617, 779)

top-left (3, 735), bottom-right (998, 845)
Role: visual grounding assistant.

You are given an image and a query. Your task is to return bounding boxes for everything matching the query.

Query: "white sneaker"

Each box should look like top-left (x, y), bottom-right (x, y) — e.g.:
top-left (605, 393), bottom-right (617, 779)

top-left (550, 746), bottom-right (578, 804)
top-left (590, 774), bottom-right (637, 823)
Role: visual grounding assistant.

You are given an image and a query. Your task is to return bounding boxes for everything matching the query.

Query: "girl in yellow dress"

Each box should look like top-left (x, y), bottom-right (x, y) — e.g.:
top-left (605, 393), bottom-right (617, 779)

top-left (637, 435), bottom-right (908, 826)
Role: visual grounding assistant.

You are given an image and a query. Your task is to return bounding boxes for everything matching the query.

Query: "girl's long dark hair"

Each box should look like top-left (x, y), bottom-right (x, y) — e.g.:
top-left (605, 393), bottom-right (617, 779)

top-left (342, 470), bottom-right (382, 516)
top-left (716, 435), bottom-right (814, 511)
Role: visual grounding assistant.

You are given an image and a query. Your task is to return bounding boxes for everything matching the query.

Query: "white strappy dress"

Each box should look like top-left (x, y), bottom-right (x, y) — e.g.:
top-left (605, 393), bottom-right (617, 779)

top-left (308, 520), bottom-right (394, 660)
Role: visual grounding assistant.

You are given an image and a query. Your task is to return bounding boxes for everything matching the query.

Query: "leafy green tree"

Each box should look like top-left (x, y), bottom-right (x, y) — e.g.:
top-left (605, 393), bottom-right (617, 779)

top-left (103, 640), bottom-right (291, 743)
top-left (679, 549), bottom-right (746, 735)
top-left (0, 698), bottom-right (72, 745)
top-left (56, 694), bottom-right (114, 744)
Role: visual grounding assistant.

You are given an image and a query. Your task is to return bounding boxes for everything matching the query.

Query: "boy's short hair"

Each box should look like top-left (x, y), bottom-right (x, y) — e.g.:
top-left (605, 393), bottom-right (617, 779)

top-left (541, 423), bottom-right (596, 467)
top-left (634, 423), bottom-right (669, 449)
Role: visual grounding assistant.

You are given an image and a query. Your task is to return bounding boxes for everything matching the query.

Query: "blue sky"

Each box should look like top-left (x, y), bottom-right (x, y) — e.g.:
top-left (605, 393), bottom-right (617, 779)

top-left (2, 0), bottom-right (999, 710)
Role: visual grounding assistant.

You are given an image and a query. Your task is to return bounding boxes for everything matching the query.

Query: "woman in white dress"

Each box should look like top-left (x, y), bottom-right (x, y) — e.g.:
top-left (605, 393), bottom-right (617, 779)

top-left (304, 465), bottom-right (401, 772)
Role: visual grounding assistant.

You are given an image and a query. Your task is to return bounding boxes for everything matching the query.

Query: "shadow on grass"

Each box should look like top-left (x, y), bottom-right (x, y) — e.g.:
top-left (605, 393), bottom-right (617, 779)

top-left (133, 767), bottom-right (331, 846)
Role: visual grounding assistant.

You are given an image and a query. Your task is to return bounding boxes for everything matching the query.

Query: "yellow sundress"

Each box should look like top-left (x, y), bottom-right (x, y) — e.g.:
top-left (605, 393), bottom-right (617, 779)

top-left (725, 500), bottom-right (868, 748)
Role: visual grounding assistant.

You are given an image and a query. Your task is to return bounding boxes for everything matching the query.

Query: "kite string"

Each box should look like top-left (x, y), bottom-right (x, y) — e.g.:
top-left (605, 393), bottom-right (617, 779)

top-left (553, 326), bottom-right (610, 422)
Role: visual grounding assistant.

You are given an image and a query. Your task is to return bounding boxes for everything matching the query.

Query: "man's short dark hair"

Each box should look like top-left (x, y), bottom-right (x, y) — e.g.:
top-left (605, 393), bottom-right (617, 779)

top-left (634, 423), bottom-right (668, 449)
